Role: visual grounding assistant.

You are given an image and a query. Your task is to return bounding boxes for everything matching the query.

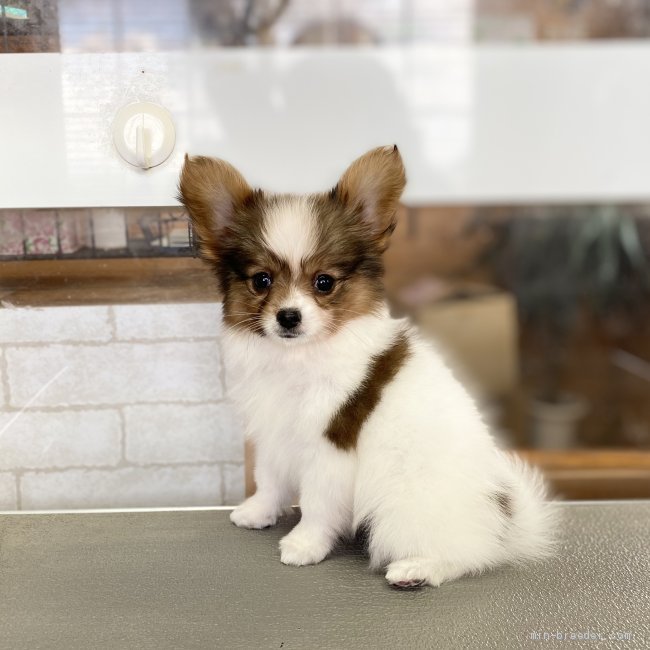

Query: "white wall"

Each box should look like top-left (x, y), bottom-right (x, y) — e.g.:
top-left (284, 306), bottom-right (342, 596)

top-left (2, 45), bottom-right (650, 209)
top-left (0, 303), bottom-right (244, 510)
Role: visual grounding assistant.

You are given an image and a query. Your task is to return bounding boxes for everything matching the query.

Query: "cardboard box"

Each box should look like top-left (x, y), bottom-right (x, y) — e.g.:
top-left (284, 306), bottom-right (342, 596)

top-left (414, 283), bottom-right (518, 399)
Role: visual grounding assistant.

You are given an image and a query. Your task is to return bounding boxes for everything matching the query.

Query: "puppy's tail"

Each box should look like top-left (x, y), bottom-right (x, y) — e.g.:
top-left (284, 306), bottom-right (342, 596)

top-left (501, 454), bottom-right (560, 564)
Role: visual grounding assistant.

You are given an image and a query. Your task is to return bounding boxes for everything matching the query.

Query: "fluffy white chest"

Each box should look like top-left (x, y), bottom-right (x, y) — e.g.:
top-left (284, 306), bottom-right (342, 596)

top-left (222, 313), bottom-right (400, 449)
top-left (231, 357), bottom-right (344, 447)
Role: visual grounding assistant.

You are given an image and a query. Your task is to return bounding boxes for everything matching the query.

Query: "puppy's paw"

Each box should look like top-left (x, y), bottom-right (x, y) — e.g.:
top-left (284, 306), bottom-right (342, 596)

top-left (230, 498), bottom-right (279, 529)
top-left (279, 528), bottom-right (331, 566)
top-left (385, 557), bottom-right (456, 589)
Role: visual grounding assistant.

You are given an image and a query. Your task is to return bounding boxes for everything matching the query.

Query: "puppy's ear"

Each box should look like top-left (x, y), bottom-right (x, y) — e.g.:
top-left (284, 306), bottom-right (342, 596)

top-left (334, 145), bottom-right (406, 249)
top-left (178, 155), bottom-right (252, 261)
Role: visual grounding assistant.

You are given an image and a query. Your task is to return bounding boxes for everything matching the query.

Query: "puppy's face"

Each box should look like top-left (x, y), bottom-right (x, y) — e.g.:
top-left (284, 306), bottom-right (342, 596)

top-left (179, 146), bottom-right (405, 343)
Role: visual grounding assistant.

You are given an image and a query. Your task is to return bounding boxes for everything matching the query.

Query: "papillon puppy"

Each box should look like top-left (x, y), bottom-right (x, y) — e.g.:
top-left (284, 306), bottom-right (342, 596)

top-left (179, 146), bottom-right (556, 589)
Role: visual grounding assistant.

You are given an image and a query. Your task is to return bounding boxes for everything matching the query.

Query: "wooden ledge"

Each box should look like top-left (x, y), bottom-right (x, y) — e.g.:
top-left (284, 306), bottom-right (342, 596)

top-left (517, 449), bottom-right (650, 499)
top-left (518, 449), bottom-right (650, 469)
top-left (0, 258), bottom-right (220, 306)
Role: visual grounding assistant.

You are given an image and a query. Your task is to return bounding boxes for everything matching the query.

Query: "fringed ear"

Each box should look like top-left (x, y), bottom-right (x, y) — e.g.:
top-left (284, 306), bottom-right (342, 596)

top-left (334, 145), bottom-right (406, 250)
top-left (178, 154), bottom-right (252, 261)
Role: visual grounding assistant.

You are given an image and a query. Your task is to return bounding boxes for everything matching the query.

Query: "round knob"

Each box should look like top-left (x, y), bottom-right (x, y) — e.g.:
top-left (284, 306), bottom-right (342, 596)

top-left (113, 102), bottom-right (176, 169)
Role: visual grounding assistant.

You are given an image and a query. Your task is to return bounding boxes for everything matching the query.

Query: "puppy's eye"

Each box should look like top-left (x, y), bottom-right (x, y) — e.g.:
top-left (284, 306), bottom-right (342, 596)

top-left (252, 272), bottom-right (272, 292)
top-left (314, 274), bottom-right (335, 294)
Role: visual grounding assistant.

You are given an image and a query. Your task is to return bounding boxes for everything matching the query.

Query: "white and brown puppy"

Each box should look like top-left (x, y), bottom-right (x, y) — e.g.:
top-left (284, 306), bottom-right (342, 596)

top-left (179, 146), bottom-right (556, 589)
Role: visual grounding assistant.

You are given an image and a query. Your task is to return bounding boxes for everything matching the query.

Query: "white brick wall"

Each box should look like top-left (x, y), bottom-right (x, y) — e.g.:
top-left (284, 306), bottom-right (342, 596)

top-left (0, 303), bottom-right (245, 511)
top-left (0, 348), bottom-right (6, 406)
top-left (0, 305), bottom-right (112, 343)
top-left (6, 341), bottom-right (223, 407)
top-left (222, 462), bottom-right (246, 505)
top-left (0, 473), bottom-right (17, 509)
top-left (124, 403), bottom-right (242, 464)
top-left (113, 303), bottom-right (222, 340)
top-left (0, 410), bottom-right (121, 470)
top-left (21, 465), bottom-right (223, 510)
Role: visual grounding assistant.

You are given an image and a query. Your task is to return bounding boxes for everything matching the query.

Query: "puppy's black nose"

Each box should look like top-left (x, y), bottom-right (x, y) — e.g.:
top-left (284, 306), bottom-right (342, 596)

top-left (276, 309), bottom-right (302, 330)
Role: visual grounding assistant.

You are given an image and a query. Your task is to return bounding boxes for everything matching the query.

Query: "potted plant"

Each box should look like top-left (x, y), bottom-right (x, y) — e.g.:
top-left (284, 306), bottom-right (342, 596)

top-left (472, 206), bottom-right (650, 448)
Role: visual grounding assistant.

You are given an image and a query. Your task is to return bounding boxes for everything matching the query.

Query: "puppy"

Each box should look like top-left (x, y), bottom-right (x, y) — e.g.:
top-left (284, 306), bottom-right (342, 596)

top-left (178, 146), bottom-right (556, 589)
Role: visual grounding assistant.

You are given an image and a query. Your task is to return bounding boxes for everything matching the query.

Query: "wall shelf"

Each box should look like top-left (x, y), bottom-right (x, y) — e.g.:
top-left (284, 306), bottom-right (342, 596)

top-left (0, 258), bottom-right (219, 307)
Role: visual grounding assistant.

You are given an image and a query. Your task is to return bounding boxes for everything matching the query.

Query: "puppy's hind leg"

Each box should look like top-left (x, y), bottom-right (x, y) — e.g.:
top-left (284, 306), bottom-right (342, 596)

top-left (385, 557), bottom-right (467, 589)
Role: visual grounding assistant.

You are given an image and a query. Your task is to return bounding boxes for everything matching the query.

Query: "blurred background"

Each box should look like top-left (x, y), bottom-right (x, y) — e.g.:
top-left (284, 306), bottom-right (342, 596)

top-left (1, 0), bottom-right (650, 510)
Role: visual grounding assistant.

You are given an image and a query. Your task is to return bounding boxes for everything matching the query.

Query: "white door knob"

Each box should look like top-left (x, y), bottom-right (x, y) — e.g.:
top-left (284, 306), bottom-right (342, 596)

top-left (113, 102), bottom-right (176, 169)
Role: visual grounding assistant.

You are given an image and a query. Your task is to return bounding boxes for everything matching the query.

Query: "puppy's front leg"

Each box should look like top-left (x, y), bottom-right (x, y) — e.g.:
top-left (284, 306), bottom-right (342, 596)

top-left (280, 445), bottom-right (355, 566)
top-left (230, 441), bottom-right (292, 529)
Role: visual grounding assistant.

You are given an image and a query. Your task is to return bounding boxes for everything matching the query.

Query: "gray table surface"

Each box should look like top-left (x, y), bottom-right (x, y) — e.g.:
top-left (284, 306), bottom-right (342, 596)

top-left (0, 502), bottom-right (648, 650)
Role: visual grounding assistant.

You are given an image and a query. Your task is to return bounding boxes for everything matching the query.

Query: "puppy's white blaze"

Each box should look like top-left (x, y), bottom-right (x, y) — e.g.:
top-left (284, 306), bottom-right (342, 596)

top-left (262, 196), bottom-right (317, 273)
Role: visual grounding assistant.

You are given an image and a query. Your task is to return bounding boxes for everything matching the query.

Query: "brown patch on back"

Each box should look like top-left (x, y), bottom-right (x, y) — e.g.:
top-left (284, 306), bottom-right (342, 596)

top-left (325, 332), bottom-right (410, 450)
top-left (492, 491), bottom-right (513, 519)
